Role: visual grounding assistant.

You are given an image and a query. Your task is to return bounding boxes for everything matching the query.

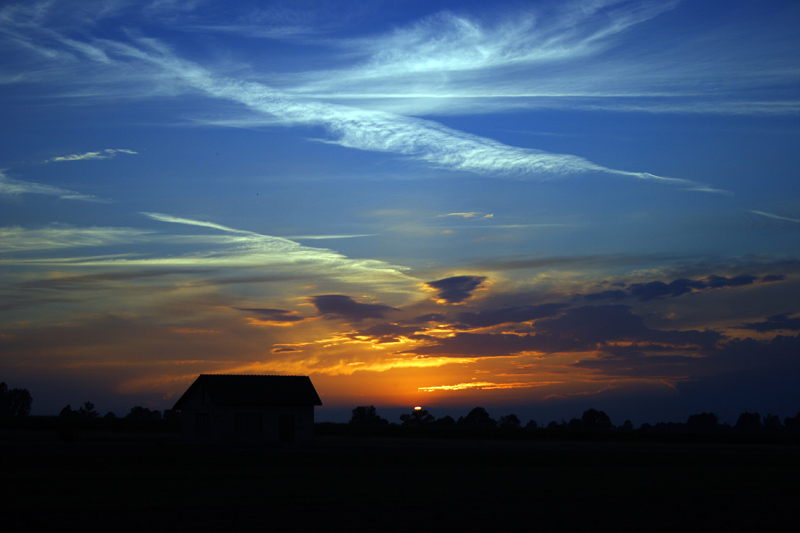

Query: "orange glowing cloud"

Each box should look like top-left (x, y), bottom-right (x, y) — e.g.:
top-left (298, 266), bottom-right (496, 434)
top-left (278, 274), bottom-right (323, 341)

top-left (418, 380), bottom-right (558, 392)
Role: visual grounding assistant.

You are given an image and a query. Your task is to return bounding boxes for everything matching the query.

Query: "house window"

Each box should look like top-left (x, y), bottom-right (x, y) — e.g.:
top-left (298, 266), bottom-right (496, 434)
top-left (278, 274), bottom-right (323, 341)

top-left (194, 412), bottom-right (209, 433)
top-left (235, 412), bottom-right (263, 435)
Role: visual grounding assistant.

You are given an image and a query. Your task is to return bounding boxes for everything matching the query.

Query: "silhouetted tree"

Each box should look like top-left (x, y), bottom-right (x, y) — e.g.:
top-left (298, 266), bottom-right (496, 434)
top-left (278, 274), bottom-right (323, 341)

top-left (58, 402), bottom-right (101, 422)
top-left (619, 420), bottom-right (634, 431)
top-left (784, 413), bottom-right (800, 431)
top-left (687, 412), bottom-right (718, 432)
top-left (400, 409), bottom-right (435, 427)
top-left (0, 382), bottom-right (32, 417)
top-left (525, 420), bottom-right (538, 430)
top-left (77, 401), bottom-right (98, 418)
top-left (581, 408), bottom-right (613, 430)
top-left (457, 407), bottom-right (496, 430)
top-left (763, 413), bottom-right (782, 431)
top-left (736, 412), bottom-right (762, 432)
top-left (498, 414), bottom-right (521, 430)
top-left (349, 405), bottom-right (389, 426)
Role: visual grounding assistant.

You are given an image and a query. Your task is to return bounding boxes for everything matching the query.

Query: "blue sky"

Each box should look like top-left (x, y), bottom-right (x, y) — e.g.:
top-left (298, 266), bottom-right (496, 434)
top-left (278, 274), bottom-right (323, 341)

top-left (2, 0), bottom-right (800, 424)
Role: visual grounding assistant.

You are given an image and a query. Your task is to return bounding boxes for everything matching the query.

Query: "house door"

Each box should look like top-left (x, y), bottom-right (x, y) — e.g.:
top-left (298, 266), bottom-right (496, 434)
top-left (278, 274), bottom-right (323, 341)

top-left (278, 414), bottom-right (295, 444)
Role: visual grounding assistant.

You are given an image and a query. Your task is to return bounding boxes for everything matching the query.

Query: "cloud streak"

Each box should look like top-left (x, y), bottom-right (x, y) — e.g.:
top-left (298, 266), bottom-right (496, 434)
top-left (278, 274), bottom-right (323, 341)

top-left (0, 225), bottom-right (151, 253)
top-left (127, 46), bottom-right (712, 188)
top-left (1, 214), bottom-right (420, 308)
top-left (48, 148), bottom-right (137, 162)
top-left (752, 211), bottom-right (800, 225)
top-left (438, 212), bottom-right (494, 220)
top-left (0, 170), bottom-right (108, 202)
top-left (136, 213), bottom-right (419, 293)
top-left (583, 273), bottom-right (780, 302)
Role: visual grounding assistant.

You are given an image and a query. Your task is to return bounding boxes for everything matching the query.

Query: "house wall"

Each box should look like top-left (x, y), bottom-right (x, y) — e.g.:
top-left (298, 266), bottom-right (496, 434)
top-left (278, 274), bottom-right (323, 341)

top-left (177, 389), bottom-right (316, 446)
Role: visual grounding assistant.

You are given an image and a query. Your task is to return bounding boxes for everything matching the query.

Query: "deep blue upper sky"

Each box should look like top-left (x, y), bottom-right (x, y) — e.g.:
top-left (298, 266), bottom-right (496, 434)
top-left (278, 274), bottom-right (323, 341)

top-left (1, 0), bottom-right (799, 424)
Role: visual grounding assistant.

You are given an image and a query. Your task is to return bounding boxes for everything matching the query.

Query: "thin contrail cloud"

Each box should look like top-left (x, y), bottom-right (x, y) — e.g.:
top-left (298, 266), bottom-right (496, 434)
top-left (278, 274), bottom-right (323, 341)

top-left (752, 210), bottom-right (800, 224)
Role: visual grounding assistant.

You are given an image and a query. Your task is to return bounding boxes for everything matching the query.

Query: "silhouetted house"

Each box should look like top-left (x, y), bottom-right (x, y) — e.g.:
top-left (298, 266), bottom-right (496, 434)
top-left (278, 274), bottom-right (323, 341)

top-left (173, 374), bottom-right (322, 446)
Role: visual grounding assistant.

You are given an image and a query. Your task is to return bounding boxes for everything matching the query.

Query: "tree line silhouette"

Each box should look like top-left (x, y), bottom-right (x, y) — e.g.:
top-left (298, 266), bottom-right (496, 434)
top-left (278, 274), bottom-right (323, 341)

top-left (337, 404), bottom-right (800, 442)
top-left (3, 381), bottom-right (800, 442)
top-left (0, 382), bottom-right (179, 437)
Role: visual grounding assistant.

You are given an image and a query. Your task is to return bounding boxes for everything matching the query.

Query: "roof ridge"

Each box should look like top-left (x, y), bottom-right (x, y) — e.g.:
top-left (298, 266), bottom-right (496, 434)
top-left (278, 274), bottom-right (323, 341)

top-left (173, 374), bottom-right (322, 409)
top-left (199, 374), bottom-right (310, 377)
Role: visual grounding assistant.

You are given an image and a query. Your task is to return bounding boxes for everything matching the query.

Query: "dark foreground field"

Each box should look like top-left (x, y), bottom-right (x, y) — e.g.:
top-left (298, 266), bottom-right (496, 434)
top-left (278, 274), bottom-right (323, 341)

top-left (2, 430), bottom-right (799, 532)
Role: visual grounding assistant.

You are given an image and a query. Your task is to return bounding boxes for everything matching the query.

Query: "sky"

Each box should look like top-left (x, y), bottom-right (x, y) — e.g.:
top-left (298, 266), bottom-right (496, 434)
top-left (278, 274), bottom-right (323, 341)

top-left (2, 0), bottom-right (800, 425)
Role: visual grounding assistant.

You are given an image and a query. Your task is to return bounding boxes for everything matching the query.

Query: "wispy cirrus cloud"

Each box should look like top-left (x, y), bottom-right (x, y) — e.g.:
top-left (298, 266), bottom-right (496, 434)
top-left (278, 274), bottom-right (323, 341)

top-left (141, 212), bottom-right (258, 235)
top-left (1, 3), bottom-right (723, 192)
top-left (0, 224), bottom-right (151, 253)
top-left (438, 212), bottom-right (494, 220)
top-left (287, 2), bottom-right (799, 118)
top-left (138, 212), bottom-right (418, 293)
top-left (299, 2), bottom-right (678, 92)
top-left (2, 213), bottom-right (418, 296)
top-left (0, 170), bottom-right (108, 202)
top-left (752, 210), bottom-right (800, 225)
top-left (48, 148), bottom-right (137, 162)
top-left (282, 233), bottom-right (376, 240)
top-left (140, 54), bottom-right (717, 190)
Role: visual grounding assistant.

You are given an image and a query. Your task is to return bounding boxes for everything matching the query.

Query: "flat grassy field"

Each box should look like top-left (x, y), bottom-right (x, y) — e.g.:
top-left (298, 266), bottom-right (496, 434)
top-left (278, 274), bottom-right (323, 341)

top-left (2, 430), bottom-right (798, 531)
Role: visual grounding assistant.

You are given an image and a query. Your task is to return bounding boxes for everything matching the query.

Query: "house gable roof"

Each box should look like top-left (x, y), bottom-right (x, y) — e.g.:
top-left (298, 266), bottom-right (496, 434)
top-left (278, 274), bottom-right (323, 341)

top-left (173, 374), bottom-right (322, 410)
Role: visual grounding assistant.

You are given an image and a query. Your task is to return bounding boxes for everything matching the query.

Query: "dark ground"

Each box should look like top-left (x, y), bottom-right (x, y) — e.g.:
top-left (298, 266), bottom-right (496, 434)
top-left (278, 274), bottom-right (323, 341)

top-left (2, 430), bottom-right (799, 532)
